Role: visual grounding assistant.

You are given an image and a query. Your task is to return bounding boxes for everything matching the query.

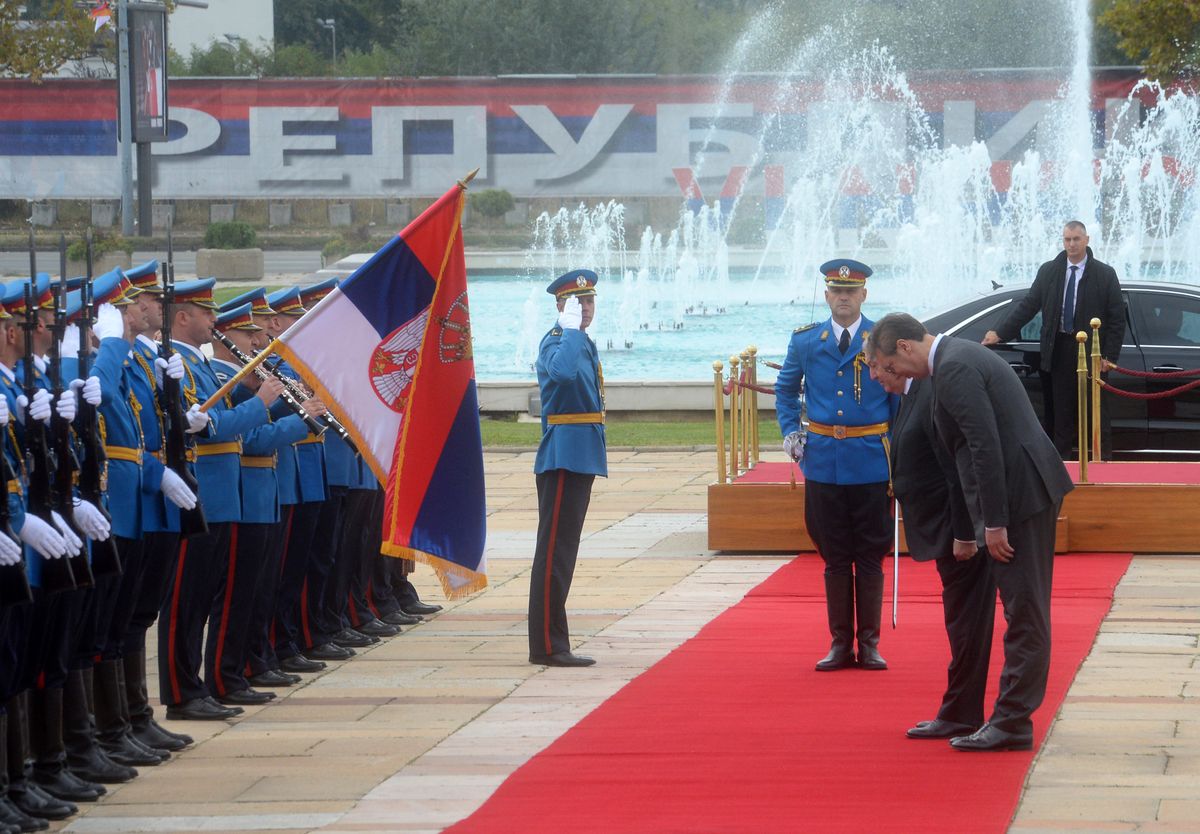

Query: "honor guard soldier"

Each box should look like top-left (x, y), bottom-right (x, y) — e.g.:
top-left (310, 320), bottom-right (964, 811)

top-left (774, 259), bottom-right (896, 672)
top-left (156, 279), bottom-right (280, 722)
top-left (528, 269), bottom-right (606, 668)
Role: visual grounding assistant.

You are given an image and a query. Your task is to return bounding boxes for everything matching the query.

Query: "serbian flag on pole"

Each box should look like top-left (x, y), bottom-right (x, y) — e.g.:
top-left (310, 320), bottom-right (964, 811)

top-left (274, 179), bottom-right (487, 598)
top-left (90, 2), bottom-right (112, 31)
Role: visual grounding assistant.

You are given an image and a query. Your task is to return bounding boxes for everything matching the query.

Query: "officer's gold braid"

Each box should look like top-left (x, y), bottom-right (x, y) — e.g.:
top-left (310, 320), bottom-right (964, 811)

top-left (6, 425), bottom-right (26, 480)
top-left (130, 350), bottom-right (165, 439)
top-left (597, 361), bottom-right (606, 412)
top-left (128, 391), bottom-right (146, 447)
top-left (181, 362), bottom-right (199, 407)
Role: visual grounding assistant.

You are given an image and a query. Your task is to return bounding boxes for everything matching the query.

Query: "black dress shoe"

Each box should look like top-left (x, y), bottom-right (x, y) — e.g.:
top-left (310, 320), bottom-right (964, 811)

top-left (528, 652), bottom-right (596, 667)
top-left (401, 601), bottom-right (442, 616)
top-left (357, 619), bottom-right (401, 638)
top-left (331, 628), bottom-right (377, 648)
top-left (279, 655), bottom-right (326, 673)
top-left (10, 783), bottom-right (75, 821)
top-left (0, 796), bottom-right (48, 831)
top-left (99, 733), bottom-right (166, 767)
top-left (31, 768), bottom-right (103, 803)
top-left (906, 718), bottom-right (978, 739)
top-left (131, 719), bottom-right (192, 752)
top-left (382, 611), bottom-right (421, 626)
top-left (248, 670), bottom-right (299, 688)
top-left (814, 645), bottom-right (856, 672)
top-left (217, 688), bottom-right (274, 706)
top-left (164, 697), bottom-right (242, 721)
top-left (304, 642), bottom-right (354, 661)
top-left (67, 744), bottom-right (138, 784)
top-left (949, 722), bottom-right (1033, 752)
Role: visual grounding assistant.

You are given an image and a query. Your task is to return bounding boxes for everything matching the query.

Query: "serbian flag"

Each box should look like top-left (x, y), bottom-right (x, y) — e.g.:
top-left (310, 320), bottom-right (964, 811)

top-left (90, 2), bottom-right (112, 31)
top-left (274, 181), bottom-right (487, 598)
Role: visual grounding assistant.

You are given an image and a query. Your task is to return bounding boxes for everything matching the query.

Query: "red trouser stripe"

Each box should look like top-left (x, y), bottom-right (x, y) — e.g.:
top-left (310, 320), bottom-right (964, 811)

top-left (300, 578), bottom-right (313, 649)
top-left (542, 471), bottom-right (566, 656)
top-left (212, 524), bottom-right (239, 697)
top-left (167, 539), bottom-right (189, 704)
top-left (366, 581), bottom-right (380, 618)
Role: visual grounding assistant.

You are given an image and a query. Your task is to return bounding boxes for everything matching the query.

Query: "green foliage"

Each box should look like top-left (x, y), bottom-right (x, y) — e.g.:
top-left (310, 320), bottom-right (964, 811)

top-left (203, 221), bottom-right (258, 250)
top-left (479, 418), bottom-right (779, 448)
top-left (66, 233), bottom-right (134, 262)
top-left (0, 0), bottom-right (96, 81)
top-left (471, 189), bottom-right (516, 221)
top-left (1100, 0), bottom-right (1200, 81)
top-left (322, 235), bottom-right (352, 263)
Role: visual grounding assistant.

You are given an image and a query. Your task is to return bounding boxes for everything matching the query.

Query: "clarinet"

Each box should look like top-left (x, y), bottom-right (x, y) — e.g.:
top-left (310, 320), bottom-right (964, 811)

top-left (261, 345), bottom-right (358, 454)
top-left (209, 330), bottom-right (327, 437)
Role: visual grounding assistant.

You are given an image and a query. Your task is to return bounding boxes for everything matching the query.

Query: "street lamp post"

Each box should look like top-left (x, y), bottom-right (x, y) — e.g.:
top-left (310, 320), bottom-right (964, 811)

top-left (316, 17), bottom-right (336, 67)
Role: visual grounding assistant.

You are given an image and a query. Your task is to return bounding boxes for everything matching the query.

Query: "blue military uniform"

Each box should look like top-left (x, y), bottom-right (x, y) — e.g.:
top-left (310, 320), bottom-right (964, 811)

top-left (773, 259), bottom-right (895, 672)
top-left (528, 269), bottom-right (606, 666)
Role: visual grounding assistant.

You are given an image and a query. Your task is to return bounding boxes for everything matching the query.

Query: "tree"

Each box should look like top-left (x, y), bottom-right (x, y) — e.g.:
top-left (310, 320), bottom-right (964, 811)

top-left (1100, 0), bottom-right (1200, 81)
top-left (0, 0), bottom-right (95, 82)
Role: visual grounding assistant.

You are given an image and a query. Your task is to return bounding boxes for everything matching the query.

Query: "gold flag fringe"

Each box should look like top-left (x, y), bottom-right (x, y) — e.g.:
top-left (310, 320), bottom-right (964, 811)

top-left (381, 542), bottom-right (489, 600)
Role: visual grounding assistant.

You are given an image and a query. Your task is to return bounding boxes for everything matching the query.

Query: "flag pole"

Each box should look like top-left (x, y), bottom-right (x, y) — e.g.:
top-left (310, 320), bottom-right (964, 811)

top-left (457, 168), bottom-right (480, 190)
top-left (198, 344), bottom-right (277, 412)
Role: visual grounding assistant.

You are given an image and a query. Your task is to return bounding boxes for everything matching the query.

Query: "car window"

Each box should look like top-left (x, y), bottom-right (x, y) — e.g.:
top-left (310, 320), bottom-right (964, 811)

top-left (1018, 313), bottom-right (1042, 342)
top-left (949, 301), bottom-right (1010, 342)
top-left (1133, 292), bottom-right (1200, 347)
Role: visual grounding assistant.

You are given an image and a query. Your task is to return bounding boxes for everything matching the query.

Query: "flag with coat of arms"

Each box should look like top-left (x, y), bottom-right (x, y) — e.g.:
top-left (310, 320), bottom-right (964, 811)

top-left (273, 176), bottom-right (487, 598)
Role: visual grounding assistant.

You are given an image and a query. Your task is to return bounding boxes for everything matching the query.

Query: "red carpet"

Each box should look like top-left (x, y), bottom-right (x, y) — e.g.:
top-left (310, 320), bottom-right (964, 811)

top-left (450, 553), bottom-right (1131, 834)
top-left (736, 460), bottom-right (1200, 485)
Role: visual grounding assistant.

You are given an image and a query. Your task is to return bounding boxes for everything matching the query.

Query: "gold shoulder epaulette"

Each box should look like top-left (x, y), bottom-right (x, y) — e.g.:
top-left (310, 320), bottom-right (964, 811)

top-left (793, 322), bottom-right (819, 334)
top-left (550, 327), bottom-right (563, 337)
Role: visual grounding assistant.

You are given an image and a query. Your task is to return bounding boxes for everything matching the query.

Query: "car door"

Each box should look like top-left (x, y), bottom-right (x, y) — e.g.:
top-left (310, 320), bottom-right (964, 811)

top-left (1126, 289), bottom-right (1200, 457)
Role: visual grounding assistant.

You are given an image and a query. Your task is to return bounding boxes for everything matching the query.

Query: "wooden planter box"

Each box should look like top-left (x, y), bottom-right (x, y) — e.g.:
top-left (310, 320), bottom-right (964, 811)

top-left (65, 252), bottom-right (132, 278)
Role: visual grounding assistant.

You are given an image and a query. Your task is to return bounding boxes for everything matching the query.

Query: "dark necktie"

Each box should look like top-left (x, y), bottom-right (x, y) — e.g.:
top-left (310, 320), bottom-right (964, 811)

top-left (838, 328), bottom-right (851, 355)
top-left (1062, 265), bottom-right (1078, 332)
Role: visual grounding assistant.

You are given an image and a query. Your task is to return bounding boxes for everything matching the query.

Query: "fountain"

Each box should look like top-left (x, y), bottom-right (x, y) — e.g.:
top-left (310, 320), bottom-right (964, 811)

top-left (501, 4), bottom-right (1199, 381)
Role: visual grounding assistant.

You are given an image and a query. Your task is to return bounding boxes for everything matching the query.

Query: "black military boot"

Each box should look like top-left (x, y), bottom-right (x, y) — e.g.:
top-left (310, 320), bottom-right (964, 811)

top-left (124, 650), bottom-right (191, 752)
top-left (63, 668), bottom-right (135, 785)
top-left (855, 573), bottom-right (888, 671)
top-left (6, 693), bottom-right (74, 822)
top-left (0, 711), bottom-right (48, 833)
top-left (815, 574), bottom-right (857, 671)
top-left (93, 661), bottom-right (163, 767)
top-left (29, 687), bottom-right (102, 803)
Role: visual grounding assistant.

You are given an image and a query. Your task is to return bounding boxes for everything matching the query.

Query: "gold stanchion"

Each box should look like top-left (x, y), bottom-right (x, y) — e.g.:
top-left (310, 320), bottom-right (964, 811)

top-left (739, 350), bottom-right (751, 471)
top-left (1090, 317), bottom-right (1102, 462)
top-left (728, 355), bottom-right (740, 481)
top-left (713, 361), bottom-right (727, 484)
top-left (1076, 331), bottom-right (1089, 484)
top-left (748, 345), bottom-right (760, 466)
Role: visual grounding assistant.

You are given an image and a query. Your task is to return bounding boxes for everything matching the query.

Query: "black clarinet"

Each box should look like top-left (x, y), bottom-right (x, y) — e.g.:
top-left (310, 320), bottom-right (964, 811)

top-left (210, 330), bottom-right (327, 437)
top-left (262, 345), bottom-right (357, 453)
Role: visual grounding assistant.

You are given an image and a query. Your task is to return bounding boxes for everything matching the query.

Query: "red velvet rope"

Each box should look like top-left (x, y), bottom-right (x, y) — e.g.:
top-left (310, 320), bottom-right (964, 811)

top-left (1107, 363), bottom-right (1200, 379)
top-left (1099, 377), bottom-right (1200, 399)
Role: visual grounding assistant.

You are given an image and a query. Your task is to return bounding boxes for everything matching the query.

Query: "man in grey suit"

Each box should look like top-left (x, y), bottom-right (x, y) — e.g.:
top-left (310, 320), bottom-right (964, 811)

top-left (865, 353), bottom-right (998, 741)
top-left (869, 313), bottom-right (1074, 751)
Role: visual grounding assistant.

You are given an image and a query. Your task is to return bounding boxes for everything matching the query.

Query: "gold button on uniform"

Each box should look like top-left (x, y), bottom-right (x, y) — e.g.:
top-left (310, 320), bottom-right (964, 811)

top-left (837, 370), bottom-right (844, 377)
top-left (837, 409), bottom-right (844, 416)
top-left (837, 390), bottom-right (843, 396)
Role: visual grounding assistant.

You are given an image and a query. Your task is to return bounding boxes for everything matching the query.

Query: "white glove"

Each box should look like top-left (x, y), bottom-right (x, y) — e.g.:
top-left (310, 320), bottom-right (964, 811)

top-left (0, 396), bottom-right (9, 428)
top-left (18, 514), bottom-right (67, 560)
top-left (160, 468), bottom-right (197, 510)
top-left (95, 303), bottom-right (125, 341)
top-left (81, 376), bottom-right (102, 406)
top-left (557, 296), bottom-right (583, 330)
top-left (72, 498), bottom-right (111, 541)
top-left (0, 532), bottom-right (20, 566)
top-left (184, 403), bottom-right (210, 434)
top-left (29, 389), bottom-right (52, 423)
top-left (55, 389), bottom-right (77, 422)
top-left (50, 511), bottom-right (83, 556)
top-left (32, 355), bottom-right (46, 374)
top-left (783, 430), bottom-right (806, 463)
top-left (154, 353), bottom-right (185, 382)
top-left (60, 324), bottom-right (80, 359)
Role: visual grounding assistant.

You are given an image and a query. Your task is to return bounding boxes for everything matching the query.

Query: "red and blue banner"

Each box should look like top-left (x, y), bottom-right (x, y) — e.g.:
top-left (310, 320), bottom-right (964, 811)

top-left (275, 180), bottom-right (487, 598)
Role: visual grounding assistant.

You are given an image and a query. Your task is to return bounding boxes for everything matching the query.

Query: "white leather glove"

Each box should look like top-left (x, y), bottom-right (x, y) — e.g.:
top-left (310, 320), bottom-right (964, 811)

top-left (184, 403), bottom-right (210, 434)
top-left (557, 296), bottom-right (583, 330)
top-left (72, 498), bottom-right (111, 541)
top-left (95, 303), bottom-right (125, 341)
top-left (0, 532), bottom-right (20, 566)
top-left (55, 388), bottom-right (77, 422)
top-left (32, 355), bottom-right (46, 374)
top-left (160, 468), bottom-right (198, 510)
top-left (0, 395), bottom-right (9, 428)
top-left (60, 324), bottom-right (80, 359)
top-left (28, 389), bottom-right (52, 424)
top-left (783, 430), bottom-right (806, 463)
top-left (18, 514), bottom-right (67, 560)
top-left (50, 511), bottom-right (83, 556)
top-left (81, 376), bottom-right (102, 406)
top-left (154, 353), bottom-right (185, 383)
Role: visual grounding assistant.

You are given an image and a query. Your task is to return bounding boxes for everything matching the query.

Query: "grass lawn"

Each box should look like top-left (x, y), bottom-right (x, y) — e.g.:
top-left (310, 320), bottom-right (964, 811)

top-left (481, 418), bottom-right (780, 448)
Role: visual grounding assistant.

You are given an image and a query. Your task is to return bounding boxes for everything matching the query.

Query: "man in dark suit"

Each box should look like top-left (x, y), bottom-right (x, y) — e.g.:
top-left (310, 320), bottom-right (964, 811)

top-left (983, 220), bottom-right (1125, 458)
top-left (864, 353), bottom-right (998, 740)
top-left (870, 313), bottom-right (1074, 751)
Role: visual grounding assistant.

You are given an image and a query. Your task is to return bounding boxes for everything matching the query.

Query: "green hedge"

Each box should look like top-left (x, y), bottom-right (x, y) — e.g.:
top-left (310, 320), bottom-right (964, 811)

top-left (203, 220), bottom-right (257, 249)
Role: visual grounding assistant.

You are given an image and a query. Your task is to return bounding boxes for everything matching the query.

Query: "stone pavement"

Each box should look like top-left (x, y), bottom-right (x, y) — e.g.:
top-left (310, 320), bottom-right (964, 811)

top-left (51, 450), bottom-right (1200, 834)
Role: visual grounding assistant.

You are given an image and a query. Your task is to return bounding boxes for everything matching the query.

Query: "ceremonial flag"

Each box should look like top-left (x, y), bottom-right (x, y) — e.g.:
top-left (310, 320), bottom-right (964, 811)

top-left (90, 2), bottom-right (112, 31)
top-left (274, 179), bottom-right (487, 598)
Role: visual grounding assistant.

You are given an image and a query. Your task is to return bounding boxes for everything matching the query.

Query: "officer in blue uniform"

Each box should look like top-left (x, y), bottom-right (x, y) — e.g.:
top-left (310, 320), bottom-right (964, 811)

top-left (775, 259), bottom-right (896, 672)
top-left (529, 269), bottom-right (606, 668)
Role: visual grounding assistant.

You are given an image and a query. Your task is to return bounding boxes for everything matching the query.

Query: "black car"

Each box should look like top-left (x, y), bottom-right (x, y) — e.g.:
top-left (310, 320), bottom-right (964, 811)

top-left (922, 282), bottom-right (1200, 459)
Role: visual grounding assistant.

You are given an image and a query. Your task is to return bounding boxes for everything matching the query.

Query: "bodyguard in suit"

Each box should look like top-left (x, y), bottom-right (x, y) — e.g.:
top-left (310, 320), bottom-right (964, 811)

top-left (983, 221), bottom-right (1125, 458)
top-left (865, 352), bottom-right (998, 740)
top-left (775, 260), bottom-right (896, 672)
top-left (870, 313), bottom-right (1074, 751)
top-left (529, 269), bottom-right (606, 668)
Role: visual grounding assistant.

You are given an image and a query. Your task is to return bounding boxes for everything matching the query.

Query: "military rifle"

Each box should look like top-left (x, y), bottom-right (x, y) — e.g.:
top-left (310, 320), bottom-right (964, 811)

top-left (23, 232), bottom-right (76, 592)
top-left (161, 233), bottom-right (207, 536)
